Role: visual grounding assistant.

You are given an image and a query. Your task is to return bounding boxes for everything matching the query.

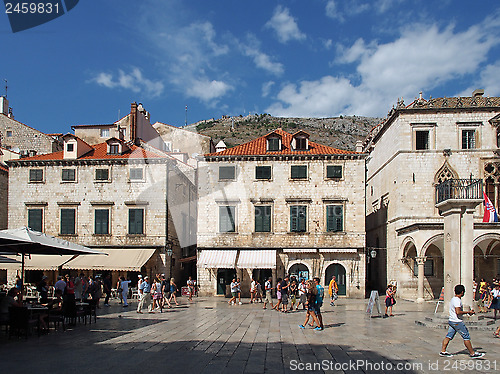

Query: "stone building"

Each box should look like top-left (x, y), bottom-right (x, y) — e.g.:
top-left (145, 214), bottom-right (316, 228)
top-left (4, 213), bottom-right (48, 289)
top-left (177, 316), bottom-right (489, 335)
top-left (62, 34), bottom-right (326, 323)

top-left (197, 128), bottom-right (366, 297)
top-left (3, 135), bottom-right (197, 288)
top-left (363, 91), bottom-right (500, 301)
top-left (0, 96), bottom-right (62, 156)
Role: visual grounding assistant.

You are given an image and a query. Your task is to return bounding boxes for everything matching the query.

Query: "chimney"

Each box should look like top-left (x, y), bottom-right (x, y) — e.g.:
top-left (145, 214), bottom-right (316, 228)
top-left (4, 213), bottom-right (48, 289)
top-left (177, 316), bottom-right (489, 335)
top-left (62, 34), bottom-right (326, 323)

top-left (215, 140), bottom-right (227, 152)
top-left (355, 140), bottom-right (363, 153)
top-left (130, 102), bottom-right (137, 142)
top-left (472, 89), bottom-right (484, 97)
top-left (0, 96), bottom-right (8, 116)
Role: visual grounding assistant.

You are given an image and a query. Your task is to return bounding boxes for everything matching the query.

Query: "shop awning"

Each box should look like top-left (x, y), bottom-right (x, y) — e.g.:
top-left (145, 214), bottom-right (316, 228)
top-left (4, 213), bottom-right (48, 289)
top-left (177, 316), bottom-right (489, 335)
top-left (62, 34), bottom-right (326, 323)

top-left (318, 248), bottom-right (358, 253)
top-left (283, 248), bottom-right (317, 253)
top-left (63, 248), bottom-right (156, 271)
top-left (0, 254), bottom-right (73, 271)
top-left (237, 250), bottom-right (276, 269)
top-left (198, 250), bottom-right (237, 269)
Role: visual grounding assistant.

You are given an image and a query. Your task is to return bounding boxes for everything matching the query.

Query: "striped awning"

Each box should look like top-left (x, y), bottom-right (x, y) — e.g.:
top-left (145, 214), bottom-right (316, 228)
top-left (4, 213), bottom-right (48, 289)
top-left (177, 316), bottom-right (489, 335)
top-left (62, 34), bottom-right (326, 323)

top-left (0, 254), bottom-right (74, 270)
top-left (283, 248), bottom-right (317, 253)
top-left (318, 248), bottom-right (358, 253)
top-left (63, 248), bottom-right (155, 271)
top-left (198, 250), bottom-right (237, 269)
top-left (237, 250), bottom-right (276, 269)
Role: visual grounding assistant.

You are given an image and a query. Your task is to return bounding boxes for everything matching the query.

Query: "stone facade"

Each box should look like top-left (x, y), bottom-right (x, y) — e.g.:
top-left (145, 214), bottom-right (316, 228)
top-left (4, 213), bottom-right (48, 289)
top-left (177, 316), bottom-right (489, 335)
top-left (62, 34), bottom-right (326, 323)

top-left (197, 129), bottom-right (366, 298)
top-left (364, 93), bottom-right (500, 300)
top-left (0, 99), bottom-right (61, 156)
top-left (4, 137), bottom-right (197, 288)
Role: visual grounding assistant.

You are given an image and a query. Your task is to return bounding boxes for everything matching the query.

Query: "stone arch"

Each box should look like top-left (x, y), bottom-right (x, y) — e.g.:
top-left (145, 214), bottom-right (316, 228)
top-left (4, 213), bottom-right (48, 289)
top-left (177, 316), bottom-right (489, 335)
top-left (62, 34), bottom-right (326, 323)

top-left (434, 160), bottom-right (458, 185)
top-left (401, 236), bottom-right (417, 259)
top-left (287, 261), bottom-right (312, 280)
top-left (474, 233), bottom-right (500, 280)
top-left (420, 234), bottom-right (444, 257)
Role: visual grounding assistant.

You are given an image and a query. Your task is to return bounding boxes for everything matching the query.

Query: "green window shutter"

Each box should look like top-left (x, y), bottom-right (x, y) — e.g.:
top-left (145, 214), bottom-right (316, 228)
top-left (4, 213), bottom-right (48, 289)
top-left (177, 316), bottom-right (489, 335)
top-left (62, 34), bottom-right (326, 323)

top-left (219, 206), bottom-right (235, 232)
top-left (129, 209), bottom-right (144, 234)
top-left (327, 205), bottom-right (343, 232)
top-left (267, 138), bottom-right (280, 151)
top-left (28, 209), bottom-right (42, 232)
top-left (290, 206), bottom-right (306, 232)
top-left (29, 169), bottom-right (43, 182)
top-left (219, 166), bottom-right (236, 180)
top-left (96, 169), bottom-right (109, 180)
top-left (424, 259), bottom-right (434, 276)
top-left (291, 165), bottom-right (307, 179)
top-left (95, 209), bottom-right (109, 235)
top-left (327, 165), bottom-right (342, 179)
top-left (256, 166), bottom-right (271, 180)
top-left (60, 209), bottom-right (75, 235)
top-left (255, 206), bottom-right (271, 232)
top-left (130, 168), bottom-right (143, 180)
top-left (62, 169), bottom-right (75, 181)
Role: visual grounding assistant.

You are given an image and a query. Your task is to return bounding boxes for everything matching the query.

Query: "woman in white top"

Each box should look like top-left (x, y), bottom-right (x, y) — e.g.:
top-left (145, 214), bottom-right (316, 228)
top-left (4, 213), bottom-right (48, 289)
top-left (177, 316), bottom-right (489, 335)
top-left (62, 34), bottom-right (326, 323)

top-left (490, 283), bottom-right (500, 320)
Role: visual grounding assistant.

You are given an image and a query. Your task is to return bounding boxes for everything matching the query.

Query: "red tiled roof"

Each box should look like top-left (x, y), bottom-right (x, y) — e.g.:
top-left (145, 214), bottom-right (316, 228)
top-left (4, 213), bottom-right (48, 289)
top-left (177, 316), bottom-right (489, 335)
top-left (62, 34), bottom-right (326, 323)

top-left (205, 128), bottom-right (357, 157)
top-left (16, 142), bottom-right (168, 162)
top-left (0, 164), bottom-right (8, 173)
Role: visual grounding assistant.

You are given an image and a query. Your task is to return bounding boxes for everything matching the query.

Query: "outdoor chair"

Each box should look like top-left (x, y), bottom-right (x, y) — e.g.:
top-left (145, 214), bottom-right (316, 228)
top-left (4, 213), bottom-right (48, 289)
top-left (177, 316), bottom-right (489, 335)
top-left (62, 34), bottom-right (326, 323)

top-left (8, 306), bottom-right (39, 339)
top-left (47, 309), bottom-right (65, 331)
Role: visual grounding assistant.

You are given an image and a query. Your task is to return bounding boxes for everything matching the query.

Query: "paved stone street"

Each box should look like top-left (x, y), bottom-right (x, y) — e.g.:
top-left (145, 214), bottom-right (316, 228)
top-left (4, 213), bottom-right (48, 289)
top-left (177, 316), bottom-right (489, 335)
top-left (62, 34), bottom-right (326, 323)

top-left (1, 297), bottom-right (499, 374)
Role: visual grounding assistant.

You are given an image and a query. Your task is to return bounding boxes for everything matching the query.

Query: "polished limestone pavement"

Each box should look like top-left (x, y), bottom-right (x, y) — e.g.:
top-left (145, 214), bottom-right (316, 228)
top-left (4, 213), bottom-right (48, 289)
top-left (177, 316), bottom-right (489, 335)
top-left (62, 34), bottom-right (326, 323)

top-left (1, 297), bottom-right (499, 374)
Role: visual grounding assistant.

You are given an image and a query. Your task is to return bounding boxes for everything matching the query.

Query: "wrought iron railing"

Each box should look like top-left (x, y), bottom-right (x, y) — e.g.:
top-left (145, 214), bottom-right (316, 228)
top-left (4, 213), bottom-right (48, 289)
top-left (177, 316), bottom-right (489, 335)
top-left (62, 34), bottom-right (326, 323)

top-left (435, 179), bottom-right (483, 204)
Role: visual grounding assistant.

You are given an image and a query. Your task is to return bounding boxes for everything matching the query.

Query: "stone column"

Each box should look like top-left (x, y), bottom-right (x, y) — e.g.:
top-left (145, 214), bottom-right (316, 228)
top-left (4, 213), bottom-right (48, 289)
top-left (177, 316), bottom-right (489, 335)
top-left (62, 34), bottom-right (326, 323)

top-left (416, 256), bottom-right (427, 303)
top-left (461, 207), bottom-right (476, 309)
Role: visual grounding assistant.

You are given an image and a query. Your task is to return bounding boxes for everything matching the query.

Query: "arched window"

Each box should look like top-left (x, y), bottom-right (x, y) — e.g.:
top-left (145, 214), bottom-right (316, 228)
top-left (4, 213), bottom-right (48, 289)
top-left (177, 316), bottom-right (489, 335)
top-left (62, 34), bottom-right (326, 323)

top-left (484, 162), bottom-right (500, 211)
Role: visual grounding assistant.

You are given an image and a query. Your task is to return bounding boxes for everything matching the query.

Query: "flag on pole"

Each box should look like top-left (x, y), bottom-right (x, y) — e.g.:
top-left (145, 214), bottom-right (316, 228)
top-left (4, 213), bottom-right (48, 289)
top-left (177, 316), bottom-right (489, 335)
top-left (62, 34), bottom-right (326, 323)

top-left (483, 192), bottom-right (499, 222)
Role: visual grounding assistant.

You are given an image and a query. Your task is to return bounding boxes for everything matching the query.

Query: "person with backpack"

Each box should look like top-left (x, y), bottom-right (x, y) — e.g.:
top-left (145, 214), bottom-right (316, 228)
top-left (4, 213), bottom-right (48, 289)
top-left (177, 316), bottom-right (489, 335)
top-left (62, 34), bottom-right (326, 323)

top-left (313, 277), bottom-right (324, 330)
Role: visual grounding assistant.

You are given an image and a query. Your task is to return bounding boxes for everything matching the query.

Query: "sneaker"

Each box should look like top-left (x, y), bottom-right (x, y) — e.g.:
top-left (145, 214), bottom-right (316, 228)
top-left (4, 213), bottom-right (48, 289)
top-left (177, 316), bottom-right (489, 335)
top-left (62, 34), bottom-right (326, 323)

top-left (470, 352), bottom-right (485, 359)
top-left (439, 352), bottom-right (453, 357)
top-left (238, 302), bottom-right (242, 305)
top-left (314, 327), bottom-right (323, 331)
top-left (383, 314), bottom-right (389, 318)
top-left (298, 325), bottom-right (305, 329)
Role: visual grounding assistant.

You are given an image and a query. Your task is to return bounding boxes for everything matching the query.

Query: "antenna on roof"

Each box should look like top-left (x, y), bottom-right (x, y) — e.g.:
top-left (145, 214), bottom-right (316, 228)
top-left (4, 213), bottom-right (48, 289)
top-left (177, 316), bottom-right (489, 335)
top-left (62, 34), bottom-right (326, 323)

top-left (3, 79), bottom-right (7, 98)
top-left (185, 105), bottom-right (188, 126)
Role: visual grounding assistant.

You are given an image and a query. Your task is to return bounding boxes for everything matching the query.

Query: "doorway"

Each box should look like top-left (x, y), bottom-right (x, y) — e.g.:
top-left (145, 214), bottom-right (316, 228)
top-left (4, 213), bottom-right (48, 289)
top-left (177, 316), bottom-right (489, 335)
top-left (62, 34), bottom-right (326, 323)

top-left (289, 263), bottom-right (309, 282)
top-left (217, 269), bottom-right (236, 295)
top-left (325, 263), bottom-right (347, 295)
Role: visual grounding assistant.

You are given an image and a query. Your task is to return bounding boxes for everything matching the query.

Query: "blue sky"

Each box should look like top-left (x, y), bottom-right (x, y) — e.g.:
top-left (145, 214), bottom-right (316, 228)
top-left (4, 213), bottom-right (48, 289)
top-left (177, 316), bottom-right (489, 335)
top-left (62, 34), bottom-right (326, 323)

top-left (1, 0), bottom-right (500, 134)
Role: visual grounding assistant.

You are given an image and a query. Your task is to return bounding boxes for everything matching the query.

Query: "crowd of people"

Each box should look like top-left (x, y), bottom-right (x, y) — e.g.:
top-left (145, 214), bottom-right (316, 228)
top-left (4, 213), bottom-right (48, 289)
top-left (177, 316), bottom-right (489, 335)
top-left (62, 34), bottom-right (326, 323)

top-left (228, 275), bottom-right (341, 332)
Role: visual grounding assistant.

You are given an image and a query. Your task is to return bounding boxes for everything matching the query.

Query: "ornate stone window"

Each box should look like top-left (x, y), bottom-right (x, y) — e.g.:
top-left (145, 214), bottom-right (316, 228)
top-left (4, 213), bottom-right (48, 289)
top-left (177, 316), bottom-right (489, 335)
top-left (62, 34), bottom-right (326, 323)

top-left (484, 162), bottom-right (500, 210)
top-left (434, 161), bottom-right (458, 185)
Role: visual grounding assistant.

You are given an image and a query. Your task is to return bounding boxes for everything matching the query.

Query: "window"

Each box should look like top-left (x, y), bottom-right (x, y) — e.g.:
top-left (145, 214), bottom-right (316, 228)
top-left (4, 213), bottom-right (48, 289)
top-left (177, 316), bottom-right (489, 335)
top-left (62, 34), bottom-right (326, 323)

top-left (109, 144), bottom-right (120, 155)
top-left (219, 166), bottom-right (235, 180)
top-left (62, 169), bottom-right (76, 182)
top-left (414, 259), bottom-right (434, 277)
top-left (60, 209), bottom-right (76, 235)
top-left (128, 209), bottom-right (144, 235)
top-left (163, 141), bottom-right (172, 152)
top-left (29, 169), bottom-right (43, 182)
top-left (255, 206), bottom-right (271, 232)
top-left (291, 165), bottom-right (307, 179)
top-left (100, 128), bottom-right (110, 137)
top-left (462, 129), bottom-right (476, 149)
top-left (28, 209), bottom-right (42, 232)
top-left (6, 130), bottom-right (12, 137)
top-left (326, 165), bottom-right (342, 179)
top-left (94, 209), bottom-right (109, 235)
top-left (219, 206), bottom-right (235, 233)
top-left (95, 169), bottom-right (109, 181)
top-left (267, 137), bottom-right (281, 151)
top-left (326, 205), bottom-right (343, 232)
top-left (415, 130), bottom-right (429, 150)
top-left (294, 137), bottom-right (307, 150)
top-left (255, 166), bottom-right (271, 180)
top-left (130, 168), bottom-right (143, 180)
top-left (290, 205), bottom-right (307, 232)
top-left (66, 144), bottom-right (74, 152)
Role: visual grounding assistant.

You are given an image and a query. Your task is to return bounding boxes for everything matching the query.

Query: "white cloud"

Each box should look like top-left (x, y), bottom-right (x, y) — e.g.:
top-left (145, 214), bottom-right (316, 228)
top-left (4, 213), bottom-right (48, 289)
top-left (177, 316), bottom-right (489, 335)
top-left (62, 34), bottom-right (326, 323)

top-left (267, 20), bottom-right (500, 117)
top-left (240, 35), bottom-right (284, 75)
top-left (92, 68), bottom-right (164, 97)
top-left (460, 61), bottom-right (500, 97)
top-left (262, 81), bottom-right (275, 97)
top-left (186, 79), bottom-right (233, 102)
top-left (325, 1), bottom-right (343, 21)
top-left (265, 6), bottom-right (306, 43)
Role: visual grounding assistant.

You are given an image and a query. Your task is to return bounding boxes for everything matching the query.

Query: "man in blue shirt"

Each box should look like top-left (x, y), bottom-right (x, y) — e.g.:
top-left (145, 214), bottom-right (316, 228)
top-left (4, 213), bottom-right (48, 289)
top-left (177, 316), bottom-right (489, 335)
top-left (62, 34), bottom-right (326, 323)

top-left (137, 276), bottom-right (153, 313)
top-left (313, 277), bottom-right (324, 331)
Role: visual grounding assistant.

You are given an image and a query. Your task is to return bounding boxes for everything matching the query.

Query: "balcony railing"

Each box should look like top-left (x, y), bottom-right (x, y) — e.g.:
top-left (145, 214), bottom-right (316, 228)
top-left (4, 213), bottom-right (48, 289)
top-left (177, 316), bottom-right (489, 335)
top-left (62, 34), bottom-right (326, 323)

top-left (435, 179), bottom-right (483, 205)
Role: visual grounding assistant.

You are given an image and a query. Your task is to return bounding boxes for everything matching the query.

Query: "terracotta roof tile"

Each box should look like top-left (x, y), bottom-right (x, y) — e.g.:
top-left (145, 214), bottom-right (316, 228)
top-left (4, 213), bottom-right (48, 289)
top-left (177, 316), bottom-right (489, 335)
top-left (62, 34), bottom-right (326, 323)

top-left (205, 128), bottom-right (357, 157)
top-left (16, 142), bottom-right (168, 162)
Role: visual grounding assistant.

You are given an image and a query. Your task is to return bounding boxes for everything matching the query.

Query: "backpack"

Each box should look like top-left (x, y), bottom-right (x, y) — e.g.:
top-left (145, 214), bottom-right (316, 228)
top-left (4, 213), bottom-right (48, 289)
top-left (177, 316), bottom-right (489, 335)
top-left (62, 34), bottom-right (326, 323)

top-left (315, 285), bottom-right (324, 307)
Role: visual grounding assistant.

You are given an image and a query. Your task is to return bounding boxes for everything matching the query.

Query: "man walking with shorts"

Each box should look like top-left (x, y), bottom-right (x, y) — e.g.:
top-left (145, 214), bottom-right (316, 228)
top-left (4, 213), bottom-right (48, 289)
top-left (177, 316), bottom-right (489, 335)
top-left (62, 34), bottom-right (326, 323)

top-left (263, 277), bottom-right (273, 309)
top-left (440, 284), bottom-right (484, 358)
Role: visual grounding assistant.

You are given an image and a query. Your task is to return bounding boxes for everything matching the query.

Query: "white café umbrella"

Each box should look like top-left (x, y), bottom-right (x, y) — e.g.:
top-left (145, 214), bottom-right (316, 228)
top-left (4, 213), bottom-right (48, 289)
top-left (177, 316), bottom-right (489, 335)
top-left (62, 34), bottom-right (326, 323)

top-left (0, 227), bottom-right (106, 291)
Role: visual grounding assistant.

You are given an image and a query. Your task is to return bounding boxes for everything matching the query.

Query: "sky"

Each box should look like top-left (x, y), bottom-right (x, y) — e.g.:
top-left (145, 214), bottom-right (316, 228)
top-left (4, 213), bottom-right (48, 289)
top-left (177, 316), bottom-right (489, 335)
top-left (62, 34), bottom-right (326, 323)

top-left (1, 0), bottom-right (500, 135)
